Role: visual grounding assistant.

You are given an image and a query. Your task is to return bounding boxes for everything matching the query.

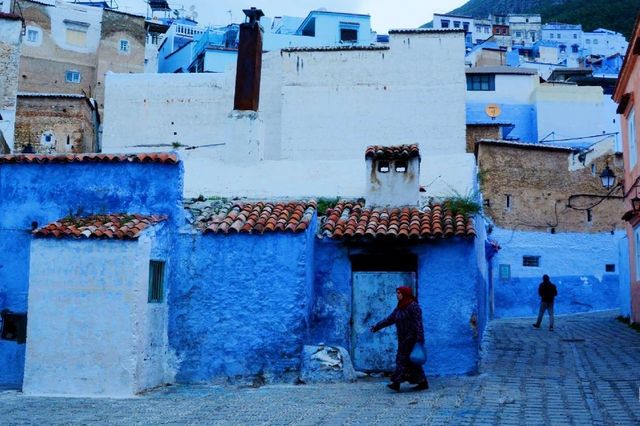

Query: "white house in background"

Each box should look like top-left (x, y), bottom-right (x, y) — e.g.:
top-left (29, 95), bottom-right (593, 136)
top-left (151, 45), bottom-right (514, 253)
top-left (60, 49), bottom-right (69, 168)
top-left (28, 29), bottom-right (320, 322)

top-left (508, 14), bottom-right (541, 45)
top-left (103, 29), bottom-right (473, 199)
top-left (583, 28), bottom-right (628, 57)
top-left (157, 10), bottom-right (375, 74)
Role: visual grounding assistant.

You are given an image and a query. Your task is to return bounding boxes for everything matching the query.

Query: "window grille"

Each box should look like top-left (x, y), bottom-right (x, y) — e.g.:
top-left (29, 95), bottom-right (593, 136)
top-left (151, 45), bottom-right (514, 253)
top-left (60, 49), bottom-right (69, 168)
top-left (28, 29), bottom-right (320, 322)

top-left (148, 260), bottom-right (165, 303)
top-left (522, 256), bottom-right (540, 267)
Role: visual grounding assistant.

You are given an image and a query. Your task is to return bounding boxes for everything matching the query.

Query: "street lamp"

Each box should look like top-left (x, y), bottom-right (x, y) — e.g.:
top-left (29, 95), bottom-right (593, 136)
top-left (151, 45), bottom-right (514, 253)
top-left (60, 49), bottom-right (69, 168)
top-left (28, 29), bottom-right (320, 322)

top-left (599, 164), bottom-right (616, 189)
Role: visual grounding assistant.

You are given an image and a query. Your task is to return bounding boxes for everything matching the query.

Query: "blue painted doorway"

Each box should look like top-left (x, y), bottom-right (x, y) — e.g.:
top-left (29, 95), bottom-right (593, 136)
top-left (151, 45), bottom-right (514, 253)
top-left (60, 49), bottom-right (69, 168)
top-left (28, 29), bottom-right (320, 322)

top-left (351, 271), bottom-right (417, 372)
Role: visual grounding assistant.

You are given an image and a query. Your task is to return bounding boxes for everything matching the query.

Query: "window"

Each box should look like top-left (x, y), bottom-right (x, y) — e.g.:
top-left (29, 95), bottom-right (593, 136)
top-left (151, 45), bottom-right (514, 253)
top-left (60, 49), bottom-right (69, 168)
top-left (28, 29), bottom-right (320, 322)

top-left (573, 33), bottom-right (577, 39)
top-left (572, 44), bottom-right (579, 53)
top-left (339, 22), bottom-right (359, 43)
top-left (441, 20), bottom-right (449, 28)
top-left (515, 31), bottom-right (522, 38)
top-left (151, 34), bottom-right (159, 44)
top-left (530, 31), bottom-right (536, 42)
top-left (484, 27), bottom-right (489, 34)
top-left (522, 256), bottom-right (540, 267)
top-left (27, 29), bottom-right (39, 43)
top-left (64, 19), bottom-right (89, 47)
top-left (550, 33), bottom-right (554, 39)
top-left (119, 39), bottom-right (130, 53)
top-left (628, 107), bottom-right (637, 169)
top-left (65, 70), bottom-right (81, 83)
top-left (1, 310), bottom-right (27, 344)
top-left (557, 33), bottom-right (561, 39)
top-left (586, 39), bottom-right (591, 44)
top-left (499, 264), bottom-right (511, 280)
top-left (605, 264), bottom-right (615, 272)
top-left (560, 45), bottom-right (567, 53)
top-left (466, 74), bottom-right (495, 91)
top-left (505, 194), bottom-right (512, 210)
top-left (475, 25), bottom-right (481, 33)
top-left (395, 160), bottom-right (407, 173)
top-left (586, 209), bottom-right (593, 222)
top-left (41, 131), bottom-right (55, 146)
top-left (148, 260), bottom-right (165, 303)
top-left (463, 22), bottom-right (469, 32)
top-left (377, 160), bottom-right (390, 173)
top-left (593, 39), bottom-right (599, 44)
top-left (453, 21), bottom-right (460, 29)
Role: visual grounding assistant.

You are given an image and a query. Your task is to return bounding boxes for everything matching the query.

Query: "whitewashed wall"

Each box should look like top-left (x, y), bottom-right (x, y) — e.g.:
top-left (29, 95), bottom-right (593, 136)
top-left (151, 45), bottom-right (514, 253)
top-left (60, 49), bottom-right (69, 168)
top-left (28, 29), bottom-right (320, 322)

top-left (103, 31), bottom-right (474, 199)
top-left (535, 84), bottom-right (612, 142)
top-left (48, 1), bottom-right (103, 54)
top-left (23, 232), bottom-right (168, 397)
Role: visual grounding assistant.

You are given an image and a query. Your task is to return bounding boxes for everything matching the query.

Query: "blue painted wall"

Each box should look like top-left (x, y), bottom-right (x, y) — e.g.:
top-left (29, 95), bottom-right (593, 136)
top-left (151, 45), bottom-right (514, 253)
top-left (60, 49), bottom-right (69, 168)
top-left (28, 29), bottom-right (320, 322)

top-left (310, 239), bottom-right (482, 376)
top-left (490, 226), bottom-right (622, 318)
top-left (618, 235), bottom-right (631, 317)
top-left (467, 103), bottom-right (538, 143)
top-left (168, 227), bottom-right (316, 383)
top-left (0, 161), bottom-right (183, 388)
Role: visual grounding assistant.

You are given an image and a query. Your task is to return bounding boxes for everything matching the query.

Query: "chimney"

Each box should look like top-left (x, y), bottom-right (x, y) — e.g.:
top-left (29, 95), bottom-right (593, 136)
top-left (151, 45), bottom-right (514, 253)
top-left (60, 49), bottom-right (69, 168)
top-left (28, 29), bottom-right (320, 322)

top-left (364, 145), bottom-right (421, 207)
top-left (234, 7), bottom-right (264, 111)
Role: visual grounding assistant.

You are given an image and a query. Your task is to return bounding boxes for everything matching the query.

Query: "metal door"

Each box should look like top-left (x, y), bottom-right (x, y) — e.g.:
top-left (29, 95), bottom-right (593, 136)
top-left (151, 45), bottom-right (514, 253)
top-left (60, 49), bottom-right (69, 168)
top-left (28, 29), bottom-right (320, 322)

top-left (351, 272), bottom-right (416, 372)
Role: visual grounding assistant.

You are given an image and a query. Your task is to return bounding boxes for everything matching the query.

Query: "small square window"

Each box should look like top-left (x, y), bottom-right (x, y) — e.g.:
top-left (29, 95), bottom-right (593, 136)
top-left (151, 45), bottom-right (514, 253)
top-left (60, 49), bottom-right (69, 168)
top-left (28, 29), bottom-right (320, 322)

top-left (395, 160), bottom-right (408, 173)
top-left (377, 160), bottom-right (390, 173)
top-left (65, 70), bottom-right (81, 83)
top-left (441, 20), bottom-right (449, 29)
top-left (1, 310), bottom-right (27, 344)
top-left (453, 21), bottom-right (460, 29)
top-left (523, 256), bottom-right (540, 267)
top-left (148, 260), bottom-right (165, 303)
top-left (120, 39), bottom-right (130, 52)
top-left (605, 264), bottom-right (615, 272)
top-left (27, 29), bottom-right (39, 43)
top-left (499, 264), bottom-right (511, 280)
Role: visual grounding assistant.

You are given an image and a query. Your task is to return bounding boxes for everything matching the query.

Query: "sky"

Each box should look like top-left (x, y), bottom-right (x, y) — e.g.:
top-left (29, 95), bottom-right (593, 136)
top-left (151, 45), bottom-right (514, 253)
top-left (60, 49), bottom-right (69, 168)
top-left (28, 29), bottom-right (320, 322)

top-left (113, 0), bottom-right (469, 33)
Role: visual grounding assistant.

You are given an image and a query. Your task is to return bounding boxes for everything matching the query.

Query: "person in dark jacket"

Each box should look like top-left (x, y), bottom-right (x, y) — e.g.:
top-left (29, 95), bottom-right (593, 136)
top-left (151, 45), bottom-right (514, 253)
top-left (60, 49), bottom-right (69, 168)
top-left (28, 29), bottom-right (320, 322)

top-left (533, 274), bottom-right (558, 330)
top-left (370, 286), bottom-right (428, 392)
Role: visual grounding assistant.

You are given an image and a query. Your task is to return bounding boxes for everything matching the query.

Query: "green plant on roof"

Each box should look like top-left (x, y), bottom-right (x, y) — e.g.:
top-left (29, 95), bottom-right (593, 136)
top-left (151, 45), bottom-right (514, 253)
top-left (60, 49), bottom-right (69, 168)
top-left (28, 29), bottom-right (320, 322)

top-left (316, 197), bottom-right (340, 216)
top-left (444, 189), bottom-right (482, 217)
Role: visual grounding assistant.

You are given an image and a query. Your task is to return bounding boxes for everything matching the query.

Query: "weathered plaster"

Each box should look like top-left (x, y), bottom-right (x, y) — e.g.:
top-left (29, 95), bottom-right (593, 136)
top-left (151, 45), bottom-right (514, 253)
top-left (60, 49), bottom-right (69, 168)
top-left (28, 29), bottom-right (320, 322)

top-left (23, 227), bottom-right (170, 397)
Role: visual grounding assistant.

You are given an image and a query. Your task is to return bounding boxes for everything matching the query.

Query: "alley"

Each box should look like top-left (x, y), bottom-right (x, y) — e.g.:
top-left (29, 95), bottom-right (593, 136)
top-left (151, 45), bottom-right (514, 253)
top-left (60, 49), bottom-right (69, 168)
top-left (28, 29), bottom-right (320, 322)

top-left (0, 310), bottom-right (639, 425)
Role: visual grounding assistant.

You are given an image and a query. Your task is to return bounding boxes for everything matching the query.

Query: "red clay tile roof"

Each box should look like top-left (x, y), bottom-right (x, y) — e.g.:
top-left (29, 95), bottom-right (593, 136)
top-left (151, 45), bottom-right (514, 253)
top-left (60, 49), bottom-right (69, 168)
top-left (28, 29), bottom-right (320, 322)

top-left (364, 144), bottom-right (420, 160)
top-left (33, 214), bottom-right (167, 240)
top-left (0, 153), bottom-right (179, 164)
top-left (321, 201), bottom-right (476, 240)
top-left (202, 201), bottom-right (316, 234)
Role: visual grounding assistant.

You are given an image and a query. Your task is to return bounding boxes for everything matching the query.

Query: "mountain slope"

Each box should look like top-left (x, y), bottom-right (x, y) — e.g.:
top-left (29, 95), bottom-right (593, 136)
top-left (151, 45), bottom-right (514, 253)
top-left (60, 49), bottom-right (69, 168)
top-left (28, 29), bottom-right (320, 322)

top-left (444, 0), bottom-right (639, 39)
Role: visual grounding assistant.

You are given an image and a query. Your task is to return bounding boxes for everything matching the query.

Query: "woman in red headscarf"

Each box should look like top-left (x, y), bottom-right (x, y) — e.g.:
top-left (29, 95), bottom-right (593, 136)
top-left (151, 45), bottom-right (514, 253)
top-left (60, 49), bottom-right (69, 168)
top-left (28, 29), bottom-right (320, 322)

top-left (370, 286), bottom-right (428, 392)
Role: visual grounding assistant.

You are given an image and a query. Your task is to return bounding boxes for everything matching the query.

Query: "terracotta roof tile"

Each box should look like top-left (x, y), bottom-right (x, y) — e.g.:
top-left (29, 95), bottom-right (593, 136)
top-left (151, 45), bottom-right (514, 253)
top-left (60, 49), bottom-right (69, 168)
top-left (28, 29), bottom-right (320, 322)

top-left (33, 214), bottom-right (167, 240)
top-left (364, 144), bottom-right (420, 160)
top-left (321, 201), bottom-right (475, 240)
top-left (0, 153), bottom-right (179, 165)
top-left (202, 201), bottom-right (316, 235)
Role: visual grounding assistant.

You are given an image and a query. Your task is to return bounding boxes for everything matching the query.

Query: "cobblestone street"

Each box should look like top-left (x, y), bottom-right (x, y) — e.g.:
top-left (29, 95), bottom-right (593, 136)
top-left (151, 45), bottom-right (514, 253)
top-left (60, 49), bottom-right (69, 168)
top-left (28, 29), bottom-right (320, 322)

top-left (1, 310), bottom-right (639, 425)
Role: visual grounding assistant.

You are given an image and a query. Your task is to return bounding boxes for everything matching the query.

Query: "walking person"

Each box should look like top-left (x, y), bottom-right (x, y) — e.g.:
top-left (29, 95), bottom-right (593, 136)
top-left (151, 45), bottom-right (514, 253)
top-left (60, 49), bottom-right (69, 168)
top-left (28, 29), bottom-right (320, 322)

top-left (533, 274), bottom-right (558, 331)
top-left (370, 286), bottom-right (429, 392)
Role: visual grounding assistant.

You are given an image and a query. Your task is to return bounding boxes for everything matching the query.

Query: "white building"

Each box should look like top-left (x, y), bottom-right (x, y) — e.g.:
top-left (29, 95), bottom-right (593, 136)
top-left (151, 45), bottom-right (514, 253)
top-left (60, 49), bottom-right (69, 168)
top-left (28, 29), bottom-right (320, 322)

top-left (508, 14), bottom-right (541, 45)
top-left (583, 28), bottom-right (628, 57)
top-left (103, 29), bottom-right (474, 199)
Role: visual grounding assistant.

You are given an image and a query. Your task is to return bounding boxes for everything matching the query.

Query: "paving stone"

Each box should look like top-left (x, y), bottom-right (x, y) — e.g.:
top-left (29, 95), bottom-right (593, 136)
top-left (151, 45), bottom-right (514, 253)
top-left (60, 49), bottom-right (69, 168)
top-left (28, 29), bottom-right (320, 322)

top-left (0, 311), bottom-right (638, 424)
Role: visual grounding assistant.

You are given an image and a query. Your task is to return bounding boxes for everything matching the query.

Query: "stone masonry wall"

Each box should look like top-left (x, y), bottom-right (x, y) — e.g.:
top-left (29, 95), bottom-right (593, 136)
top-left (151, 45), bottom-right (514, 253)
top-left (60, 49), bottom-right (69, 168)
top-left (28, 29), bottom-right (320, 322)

top-left (0, 16), bottom-right (22, 153)
top-left (466, 124), bottom-right (501, 153)
top-left (14, 96), bottom-right (96, 153)
top-left (477, 143), bottom-right (626, 233)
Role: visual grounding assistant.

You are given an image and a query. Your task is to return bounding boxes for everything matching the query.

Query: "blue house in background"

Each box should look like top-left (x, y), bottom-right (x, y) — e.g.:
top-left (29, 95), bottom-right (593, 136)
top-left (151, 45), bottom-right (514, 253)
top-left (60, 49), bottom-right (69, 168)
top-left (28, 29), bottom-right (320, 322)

top-left (466, 66), bottom-right (539, 143)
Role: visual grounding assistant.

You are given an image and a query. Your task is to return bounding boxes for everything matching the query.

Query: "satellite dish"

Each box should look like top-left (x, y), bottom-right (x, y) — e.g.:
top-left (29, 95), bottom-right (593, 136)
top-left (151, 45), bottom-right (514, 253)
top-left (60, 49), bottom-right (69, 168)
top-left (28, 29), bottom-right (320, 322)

top-left (485, 104), bottom-right (501, 119)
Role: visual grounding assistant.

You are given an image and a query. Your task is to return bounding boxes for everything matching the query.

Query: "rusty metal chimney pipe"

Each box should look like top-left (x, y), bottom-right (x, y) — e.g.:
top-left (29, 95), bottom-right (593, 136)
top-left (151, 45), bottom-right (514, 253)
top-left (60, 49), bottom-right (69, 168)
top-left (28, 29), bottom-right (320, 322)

top-left (234, 7), bottom-right (264, 111)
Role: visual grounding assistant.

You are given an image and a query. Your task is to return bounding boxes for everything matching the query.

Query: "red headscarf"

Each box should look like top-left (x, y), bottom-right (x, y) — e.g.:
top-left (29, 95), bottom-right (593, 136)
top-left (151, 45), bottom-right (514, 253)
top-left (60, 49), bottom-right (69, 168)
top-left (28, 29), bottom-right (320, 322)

top-left (396, 286), bottom-right (416, 310)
